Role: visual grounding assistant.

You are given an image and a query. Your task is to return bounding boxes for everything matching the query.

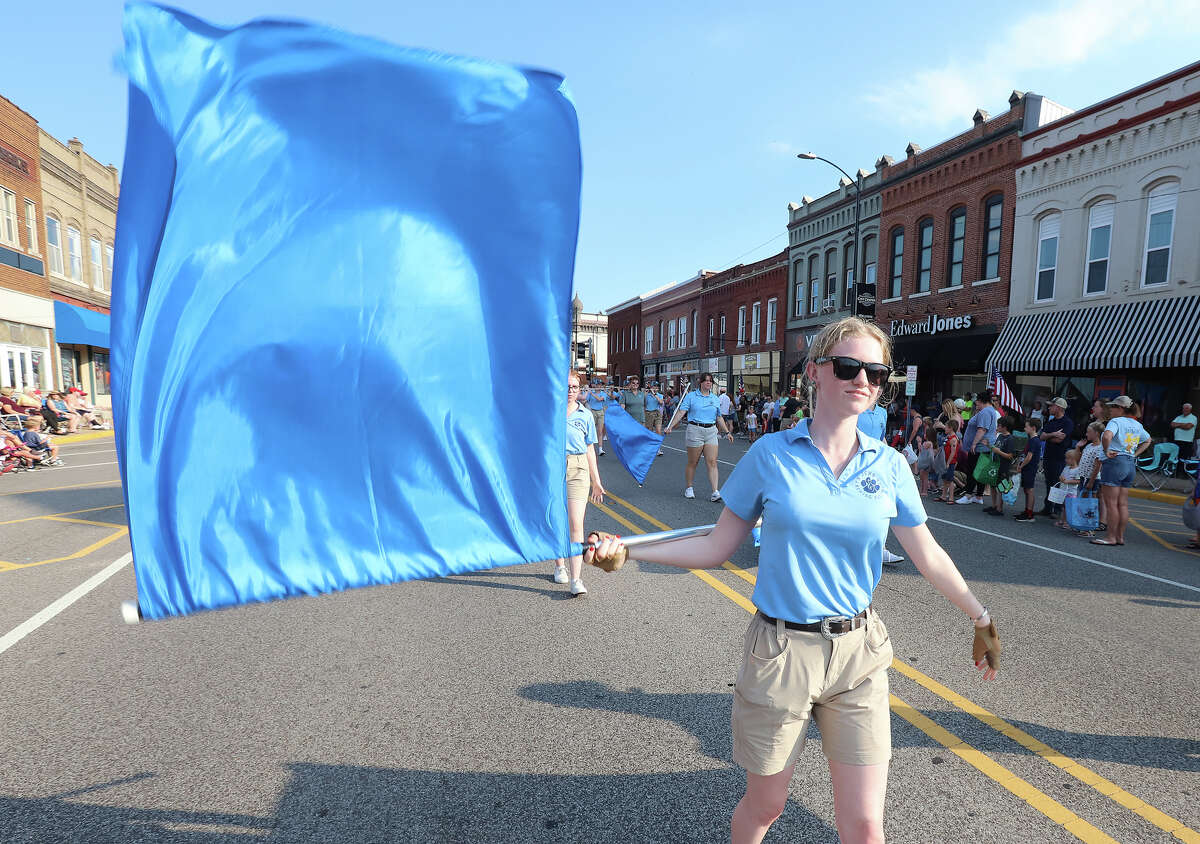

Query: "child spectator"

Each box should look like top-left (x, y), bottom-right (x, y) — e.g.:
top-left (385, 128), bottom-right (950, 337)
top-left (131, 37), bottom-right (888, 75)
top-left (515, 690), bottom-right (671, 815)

top-left (745, 404), bottom-right (759, 442)
top-left (984, 416), bottom-right (1016, 516)
top-left (20, 417), bottom-right (63, 466)
top-left (2, 428), bottom-right (37, 471)
top-left (916, 415), bottom-right (937, 495)
top-left (1076, 421), bottom-right (1106, 536)
top-left (1013, 418), bottom-right (1045, 523)
top-left (1055, 449), bottom-right (1083, 529)
top-left (935, 418), bottom-right (961, 503)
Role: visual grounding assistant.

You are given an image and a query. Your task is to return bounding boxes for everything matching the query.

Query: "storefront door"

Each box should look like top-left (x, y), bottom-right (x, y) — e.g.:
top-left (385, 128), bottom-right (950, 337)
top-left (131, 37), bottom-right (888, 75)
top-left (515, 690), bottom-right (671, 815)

top-left (2, 344), bottom-right (46, 392)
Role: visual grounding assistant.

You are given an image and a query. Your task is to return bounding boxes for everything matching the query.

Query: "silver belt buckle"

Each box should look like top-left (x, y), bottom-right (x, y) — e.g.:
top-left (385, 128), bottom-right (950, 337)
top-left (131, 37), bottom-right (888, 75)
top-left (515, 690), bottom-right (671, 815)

top-left (820, 615), bottom-right (852, 640)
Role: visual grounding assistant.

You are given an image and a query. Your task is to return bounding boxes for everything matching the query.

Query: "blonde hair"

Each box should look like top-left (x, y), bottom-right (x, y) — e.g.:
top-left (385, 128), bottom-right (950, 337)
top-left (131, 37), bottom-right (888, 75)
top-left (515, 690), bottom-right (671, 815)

top-left (1065, 448), bottom-right (1080, 464)
top-left (802, 317), bottom-right (896, 406)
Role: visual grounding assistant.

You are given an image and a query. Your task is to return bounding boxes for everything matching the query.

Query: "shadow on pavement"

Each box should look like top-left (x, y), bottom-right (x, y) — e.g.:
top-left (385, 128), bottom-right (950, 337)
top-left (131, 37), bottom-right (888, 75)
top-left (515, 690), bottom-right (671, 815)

top-left (0, 763), bottom-right (840, 843)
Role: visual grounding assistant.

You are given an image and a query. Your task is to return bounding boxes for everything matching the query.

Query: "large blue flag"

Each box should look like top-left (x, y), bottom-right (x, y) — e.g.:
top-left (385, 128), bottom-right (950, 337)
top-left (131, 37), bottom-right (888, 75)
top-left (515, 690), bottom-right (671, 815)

top-left (601, 404), bottom-right (662, 486)
top-left (113, 4), bottom-right (582, 619)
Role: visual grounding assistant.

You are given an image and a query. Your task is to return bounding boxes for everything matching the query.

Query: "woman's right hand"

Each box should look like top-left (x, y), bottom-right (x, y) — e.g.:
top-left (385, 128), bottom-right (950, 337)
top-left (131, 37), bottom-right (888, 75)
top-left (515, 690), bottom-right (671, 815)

top-left (583, 531), bottom-right (628, 572)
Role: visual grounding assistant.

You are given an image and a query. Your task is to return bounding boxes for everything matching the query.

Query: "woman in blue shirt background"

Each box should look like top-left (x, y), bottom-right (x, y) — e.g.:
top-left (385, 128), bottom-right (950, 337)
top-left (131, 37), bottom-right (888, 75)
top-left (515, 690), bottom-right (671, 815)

top-left (555, 369), bottom-right (606, 596)
top-left (1091, 395), bottom-right (1151, 547)
top-left (588, 317), bottom-right (1000, 844)
top-left (664, 372), bottom-right (734, 502)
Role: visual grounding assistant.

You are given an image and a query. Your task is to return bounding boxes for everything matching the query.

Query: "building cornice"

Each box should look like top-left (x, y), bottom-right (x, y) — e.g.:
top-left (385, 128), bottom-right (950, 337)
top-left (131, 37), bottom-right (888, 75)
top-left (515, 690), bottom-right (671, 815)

top-left (1016, 136), bottom-right (1200, 201)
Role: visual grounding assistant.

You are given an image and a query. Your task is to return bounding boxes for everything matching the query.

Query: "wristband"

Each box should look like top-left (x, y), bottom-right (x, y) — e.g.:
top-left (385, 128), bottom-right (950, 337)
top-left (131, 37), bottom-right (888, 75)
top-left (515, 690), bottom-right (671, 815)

top-left (970, 607), bottom-right (989, 624)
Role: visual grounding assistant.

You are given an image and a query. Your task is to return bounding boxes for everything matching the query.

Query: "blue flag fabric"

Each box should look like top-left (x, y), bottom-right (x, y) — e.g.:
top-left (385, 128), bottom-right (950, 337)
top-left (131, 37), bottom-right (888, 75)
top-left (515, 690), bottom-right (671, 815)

top-left (113, 4), bottom-right (582, 619)
top-left (601, 404), bottom-right (662, 486)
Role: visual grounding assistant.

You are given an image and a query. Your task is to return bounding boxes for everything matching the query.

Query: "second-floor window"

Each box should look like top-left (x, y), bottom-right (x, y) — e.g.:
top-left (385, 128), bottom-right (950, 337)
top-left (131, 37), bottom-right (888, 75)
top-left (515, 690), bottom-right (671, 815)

top-left (946, 209), bottom-right (966, 288)
top-left (982, 194), bottom-right (1003, 280)
top-left (708, 317), bottom-right (714, 351)
top-left (863, 235), bottom-right (877, 289)
top-left (46, 216), bottom-right (64, 275)
top-left (825, 248), bottom-right (837, 309)
top-left (737, 306), bottom-right (746, 346)
top-left (751, 301), bottom-right (761, 344)
top-left (766, 298), bottom-right (777, 343)
top-left (678, 316), bottom-right (687, 349)
top-left (809, 258), bottom-right (820, 314)
top-left (90, 237), bottom-right (103, 289)
top-left (1143, 183), bottom-right (1177, 287)
top-left (66, 226), bottom-right (83, 281)
top-left (1085, 200), bottom-right (1113, 295)
top-left (843, 242), bottom-right (855, 308)
top-left (645, 325), bottom-right (654, 355)
top-left (0, 188), bottom-right (17, 247)
top-left (24, 199), bottom-right (38, 254)
top-left (916, 219), bottom-right (933, 293)
top-left (667, 318), bottom-right (676, 350)
top-left (658, 319), bottom-right (664, 352)
top-left (719, 314), bottom-right (726, 351)
top-left (888, 229), bottom-right (903, 299)
top-left (1036, 213), bottom-right (1060, 302)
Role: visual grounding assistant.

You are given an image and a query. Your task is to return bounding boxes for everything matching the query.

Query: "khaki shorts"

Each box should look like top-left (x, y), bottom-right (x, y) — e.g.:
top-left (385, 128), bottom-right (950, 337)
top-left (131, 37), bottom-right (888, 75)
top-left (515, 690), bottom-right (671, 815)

top-left (685, 422), bottom-right (718, 447)
top-left (565, 453), bottom-right (590, 502)
top-left (591, 409), bottom-right (605, 428)
top-left (645, 409), bottom-right (661, 430)
top-left (732, 610), bottom-right (893, 773)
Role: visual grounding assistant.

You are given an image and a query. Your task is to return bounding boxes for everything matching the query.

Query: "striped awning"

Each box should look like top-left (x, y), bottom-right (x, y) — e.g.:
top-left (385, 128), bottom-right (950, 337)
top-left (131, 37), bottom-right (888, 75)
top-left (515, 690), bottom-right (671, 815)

top-left (986, 295), bottom-right (1200, 373)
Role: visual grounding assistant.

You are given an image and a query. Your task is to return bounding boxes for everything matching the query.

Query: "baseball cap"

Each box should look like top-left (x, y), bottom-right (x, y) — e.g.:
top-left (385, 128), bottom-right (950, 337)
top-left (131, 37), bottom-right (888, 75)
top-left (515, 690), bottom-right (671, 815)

top-left (953, 398), bottom-right (966, 409)
top-left (1051, 397), bottom-right (1068, 409)
top-left (1106, 395), bottom-right (1133, 408)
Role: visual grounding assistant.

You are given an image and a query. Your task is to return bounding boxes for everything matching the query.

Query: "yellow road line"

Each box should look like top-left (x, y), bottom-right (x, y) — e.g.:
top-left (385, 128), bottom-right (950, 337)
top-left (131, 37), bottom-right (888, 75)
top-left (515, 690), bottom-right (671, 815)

top-left (43, 516), bottom-right (123, 528)
top-left (605, 491), bottom-right (1200, 843)
top-left (0, 480), bottom-right (121, 497)
top-left (0, 504), bottom-right (125, 526)
top-left (888, 696), bottom-right (1119, 844)
top-left (1130, 516), bottom-right (1200, 558)
top-left (0, 527), bottom-right (128, 571)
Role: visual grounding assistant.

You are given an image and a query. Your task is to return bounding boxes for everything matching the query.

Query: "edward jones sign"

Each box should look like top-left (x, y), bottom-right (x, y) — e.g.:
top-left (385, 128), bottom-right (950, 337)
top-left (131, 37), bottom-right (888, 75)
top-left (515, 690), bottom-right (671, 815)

top-left (889, 314), bottom-right (973, 338)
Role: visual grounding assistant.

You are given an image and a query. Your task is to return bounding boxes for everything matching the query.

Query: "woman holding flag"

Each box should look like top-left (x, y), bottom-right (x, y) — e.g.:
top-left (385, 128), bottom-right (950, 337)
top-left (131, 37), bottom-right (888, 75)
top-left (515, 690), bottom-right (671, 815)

top-left (587, 317), bottom-right (1001, 844)
top-left (554, 369), bottom-right (606, 596)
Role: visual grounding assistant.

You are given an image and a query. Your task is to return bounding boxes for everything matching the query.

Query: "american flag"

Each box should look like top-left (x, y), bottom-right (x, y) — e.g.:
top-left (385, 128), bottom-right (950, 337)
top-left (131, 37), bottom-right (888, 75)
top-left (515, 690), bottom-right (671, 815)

top-left (988, 367), bottom-right (1021, 414)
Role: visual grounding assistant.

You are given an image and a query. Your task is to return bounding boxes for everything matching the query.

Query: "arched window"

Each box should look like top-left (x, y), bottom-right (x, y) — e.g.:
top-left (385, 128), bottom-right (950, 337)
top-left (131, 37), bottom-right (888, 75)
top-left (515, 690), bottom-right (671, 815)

top-left (808, 256), bottom-right (819, 314)
top-left (888, 228), bottom-right (904, 299)
top-left (1084, 200), bottom-right (1113, 295)
top-left (842, 241), bottom-right (855, 308)
top-left (982, 194), bottom-right (1003, 280)
top-left (1142, 182), bottom-right (1178, 287)
top-left (916, 219), bottom-right (933, 293)
top-left (824, 247), bottom-right (838, 309)
top-left (45, 215), bottom-right (64, 276)
top-left (792, 260), bottom-right (804, 318)
top-left (861, 235), bottom-right (878, 290)
top-left (1035, 213), bottom-right (1061, 302)
top-left (945, 209), bottom-right (966, 288)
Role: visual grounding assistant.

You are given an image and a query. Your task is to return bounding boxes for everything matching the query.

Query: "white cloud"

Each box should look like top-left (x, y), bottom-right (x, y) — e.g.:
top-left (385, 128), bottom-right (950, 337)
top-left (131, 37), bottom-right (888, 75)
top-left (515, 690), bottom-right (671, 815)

top-left (864, 0), bottom-right (1200, 129)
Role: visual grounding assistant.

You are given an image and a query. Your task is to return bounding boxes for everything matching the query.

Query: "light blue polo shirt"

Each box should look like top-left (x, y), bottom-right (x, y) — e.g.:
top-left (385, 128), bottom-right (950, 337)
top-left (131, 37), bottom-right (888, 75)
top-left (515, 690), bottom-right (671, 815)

top-left (677, 390), bottom-right (721, 424)
top-left (566, 403), bottom-right (597, 455)
top-left (584, 389), bottom-right (608, 409)
top-left (856, 406), bottom-right (887, 441)
top-left (645, 391), bottom-right (662, 412)
top-left (721, 418), bottom-right (927, 623)
top-left (1104, 417), bottom-right (1150, 457)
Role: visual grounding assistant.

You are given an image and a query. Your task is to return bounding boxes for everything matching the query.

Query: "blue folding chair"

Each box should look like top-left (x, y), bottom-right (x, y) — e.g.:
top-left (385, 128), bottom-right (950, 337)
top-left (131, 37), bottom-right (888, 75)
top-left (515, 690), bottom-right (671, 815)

top-left (1136, 442), bottom-right (1178, 490)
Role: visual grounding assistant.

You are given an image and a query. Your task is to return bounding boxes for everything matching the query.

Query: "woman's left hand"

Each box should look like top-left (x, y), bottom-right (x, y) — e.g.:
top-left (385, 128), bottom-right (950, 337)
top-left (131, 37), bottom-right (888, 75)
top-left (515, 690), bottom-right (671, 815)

top-left (725, 432), bottom-right (733, 442)
top-left (590, 484), bottom-right (605, 505)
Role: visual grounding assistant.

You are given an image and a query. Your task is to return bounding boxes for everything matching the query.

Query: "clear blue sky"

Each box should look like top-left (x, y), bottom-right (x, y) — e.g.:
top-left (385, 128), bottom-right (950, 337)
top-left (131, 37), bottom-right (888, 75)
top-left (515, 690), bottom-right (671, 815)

top-left (6, 0), bottom-right (1198, 312)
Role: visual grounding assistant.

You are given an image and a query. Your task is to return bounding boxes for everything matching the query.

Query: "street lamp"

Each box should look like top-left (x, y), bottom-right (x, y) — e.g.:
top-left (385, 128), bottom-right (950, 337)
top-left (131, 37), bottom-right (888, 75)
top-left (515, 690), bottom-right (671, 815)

top-left (797, 152), bottom-right (864, 318)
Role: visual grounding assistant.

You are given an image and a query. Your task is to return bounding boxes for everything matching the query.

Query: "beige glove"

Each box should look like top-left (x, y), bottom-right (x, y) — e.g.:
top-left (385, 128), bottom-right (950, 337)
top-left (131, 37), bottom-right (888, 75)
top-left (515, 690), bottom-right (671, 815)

top-left (583, 531), bottom-right (627, 573)
top-left (972, 620), bottom-right (1001, 673)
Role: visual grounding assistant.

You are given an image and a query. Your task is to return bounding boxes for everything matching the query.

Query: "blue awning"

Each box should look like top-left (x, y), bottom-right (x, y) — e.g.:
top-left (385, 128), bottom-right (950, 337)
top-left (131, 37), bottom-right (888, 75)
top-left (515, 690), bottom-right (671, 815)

top-left (53, 300), bottom-right (111, 349)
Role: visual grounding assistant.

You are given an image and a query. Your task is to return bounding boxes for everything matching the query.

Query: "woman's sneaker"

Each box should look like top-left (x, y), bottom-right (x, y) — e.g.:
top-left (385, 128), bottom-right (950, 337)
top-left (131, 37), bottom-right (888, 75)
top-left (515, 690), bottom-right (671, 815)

top-left (553, 565), bottom-right (568, 584)
top-left (710, 490), bottom-right (722, 502)
top-left (683, 487), bottom-right (695, 499)
top-left (569, 579), bottom-right (587, 596)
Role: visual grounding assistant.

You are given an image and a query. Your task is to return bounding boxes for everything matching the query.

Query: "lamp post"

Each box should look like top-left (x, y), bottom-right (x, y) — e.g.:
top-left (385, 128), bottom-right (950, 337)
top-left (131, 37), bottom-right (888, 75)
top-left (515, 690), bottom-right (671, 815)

top-left (797, 152), bottom-right (863, 318)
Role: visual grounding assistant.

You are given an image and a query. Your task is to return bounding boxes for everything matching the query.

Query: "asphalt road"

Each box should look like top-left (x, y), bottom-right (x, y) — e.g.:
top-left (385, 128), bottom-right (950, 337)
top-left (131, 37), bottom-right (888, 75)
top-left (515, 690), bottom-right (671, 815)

top-left (1, 431), bottom-right (1197, 843)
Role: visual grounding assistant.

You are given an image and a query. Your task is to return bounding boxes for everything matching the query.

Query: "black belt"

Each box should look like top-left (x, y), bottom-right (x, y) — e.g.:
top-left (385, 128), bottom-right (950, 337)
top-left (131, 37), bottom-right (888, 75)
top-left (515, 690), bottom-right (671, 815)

top-left (758, 608), bottom-right (869, 639)
top-left (689, 421), bottom-right (716, 428)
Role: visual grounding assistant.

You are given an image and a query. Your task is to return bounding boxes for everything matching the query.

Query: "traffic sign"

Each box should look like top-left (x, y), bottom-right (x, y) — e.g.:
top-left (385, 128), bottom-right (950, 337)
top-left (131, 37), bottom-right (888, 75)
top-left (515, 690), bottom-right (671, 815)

top-left (905, 365), bottom-right (917, 397)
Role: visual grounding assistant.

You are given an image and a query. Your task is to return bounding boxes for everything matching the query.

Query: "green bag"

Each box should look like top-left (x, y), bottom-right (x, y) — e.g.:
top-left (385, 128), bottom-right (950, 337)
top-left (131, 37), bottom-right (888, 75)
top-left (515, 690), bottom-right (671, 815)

top-left (996, 474), bottom-right (1014, 494)
top-left (973, 452), bottom-right (1000, 486)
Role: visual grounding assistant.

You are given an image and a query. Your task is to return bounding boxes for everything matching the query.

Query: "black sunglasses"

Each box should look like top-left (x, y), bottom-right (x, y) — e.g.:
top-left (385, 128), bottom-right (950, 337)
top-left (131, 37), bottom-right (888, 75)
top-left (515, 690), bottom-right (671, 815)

top-left (814, 356), bottom-right (892, 386)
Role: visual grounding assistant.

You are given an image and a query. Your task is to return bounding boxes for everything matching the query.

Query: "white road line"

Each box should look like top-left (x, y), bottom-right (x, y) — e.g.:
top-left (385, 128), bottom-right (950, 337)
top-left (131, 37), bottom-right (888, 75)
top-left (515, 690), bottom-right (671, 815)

top-left (34, 461), bottom-right (120, 471)
top-left (0, 553), bottom-right (132, 657)
top-left (926, 516), bottom-right (1200, 594)
top-left (51, 449), bottom-right (117, 457)
top-left (658, 443), bottom-right (739, 468)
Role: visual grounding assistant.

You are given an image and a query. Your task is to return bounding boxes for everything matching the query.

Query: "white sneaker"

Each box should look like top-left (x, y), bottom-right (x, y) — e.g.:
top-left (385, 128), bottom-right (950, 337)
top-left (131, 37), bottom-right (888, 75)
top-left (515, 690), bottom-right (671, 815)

top-left (569, 578), bottom-right (587, 596)
top-left (683, 487), bottom-right (695, 499)
top-left (657, 450), bottom-right (664, 456)
top-left (973, 495), bottom-right (986, 504)
top-left (597, 448), bottom-right (605, 456)
top-left (882, 549), bottom-right (904, 565)
top-left (954, 495), bottom-right (974, 505)
top-left (553, 566), bottom-right (568, 584)
top-left (710, 490), bottom-right (722, 502)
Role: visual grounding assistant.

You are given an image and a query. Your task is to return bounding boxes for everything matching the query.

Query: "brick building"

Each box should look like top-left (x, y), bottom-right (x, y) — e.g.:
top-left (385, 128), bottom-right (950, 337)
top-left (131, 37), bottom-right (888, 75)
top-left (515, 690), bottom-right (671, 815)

top-left (639, 273), bottom-right (708, 393)
top-left (0, 95), bottom-right (53, 393)
top-left (700, 249), bottom-right (788, 396)
top-left (874, 92), bottom-right (1069, 400)
top-left (40, 131), bottom-right (118, 407)
top-left (605, 295), bottom-right (641, 384)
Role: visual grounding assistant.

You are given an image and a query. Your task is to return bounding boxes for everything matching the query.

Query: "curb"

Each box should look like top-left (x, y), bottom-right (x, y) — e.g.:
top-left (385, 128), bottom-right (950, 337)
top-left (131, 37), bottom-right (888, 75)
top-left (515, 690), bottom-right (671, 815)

top-left (51, 430), bottom-right (114, 445)
top-left (1128, 487), bottom-right (1188, 505)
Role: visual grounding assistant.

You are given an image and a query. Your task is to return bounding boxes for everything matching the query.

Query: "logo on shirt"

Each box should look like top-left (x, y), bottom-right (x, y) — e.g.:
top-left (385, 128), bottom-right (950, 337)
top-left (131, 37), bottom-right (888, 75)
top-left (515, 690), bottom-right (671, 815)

top-left (856, 473), bottom-right (885, 498)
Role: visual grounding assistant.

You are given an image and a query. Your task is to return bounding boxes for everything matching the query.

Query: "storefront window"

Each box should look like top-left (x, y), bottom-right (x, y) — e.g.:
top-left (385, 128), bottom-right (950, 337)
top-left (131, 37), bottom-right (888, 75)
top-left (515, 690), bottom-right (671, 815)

top-left (30, 350), bottom-right (45, 390)
top-left (93, 351), bottom-right (111, 396)
top-left (61, 349), bottom-right (79, 390)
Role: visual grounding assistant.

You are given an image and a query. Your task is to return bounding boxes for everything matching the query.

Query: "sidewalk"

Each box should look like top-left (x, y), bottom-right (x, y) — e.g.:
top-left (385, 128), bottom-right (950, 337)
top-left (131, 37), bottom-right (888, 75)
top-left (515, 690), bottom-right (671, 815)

top-left (1128, 471), bottom-right (1194, 505)
top-left (49, 430), bottom-right (115, 445)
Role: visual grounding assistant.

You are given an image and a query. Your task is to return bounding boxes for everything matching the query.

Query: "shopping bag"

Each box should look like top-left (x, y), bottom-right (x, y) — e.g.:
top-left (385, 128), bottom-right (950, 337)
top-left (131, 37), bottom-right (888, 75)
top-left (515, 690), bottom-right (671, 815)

top-left (1001, 482), bottom-right (1019, 506)
top-left (997, 474), bottom-right (1014, 495)
top-left (1065, 493), bottom-right (1099, 531)
top-left (1048, 483), bottom-right (1069, 504)
top-left (972, 452), bottom-right (999, 486)
top-left (902, 444), bottom-right (918, 466)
